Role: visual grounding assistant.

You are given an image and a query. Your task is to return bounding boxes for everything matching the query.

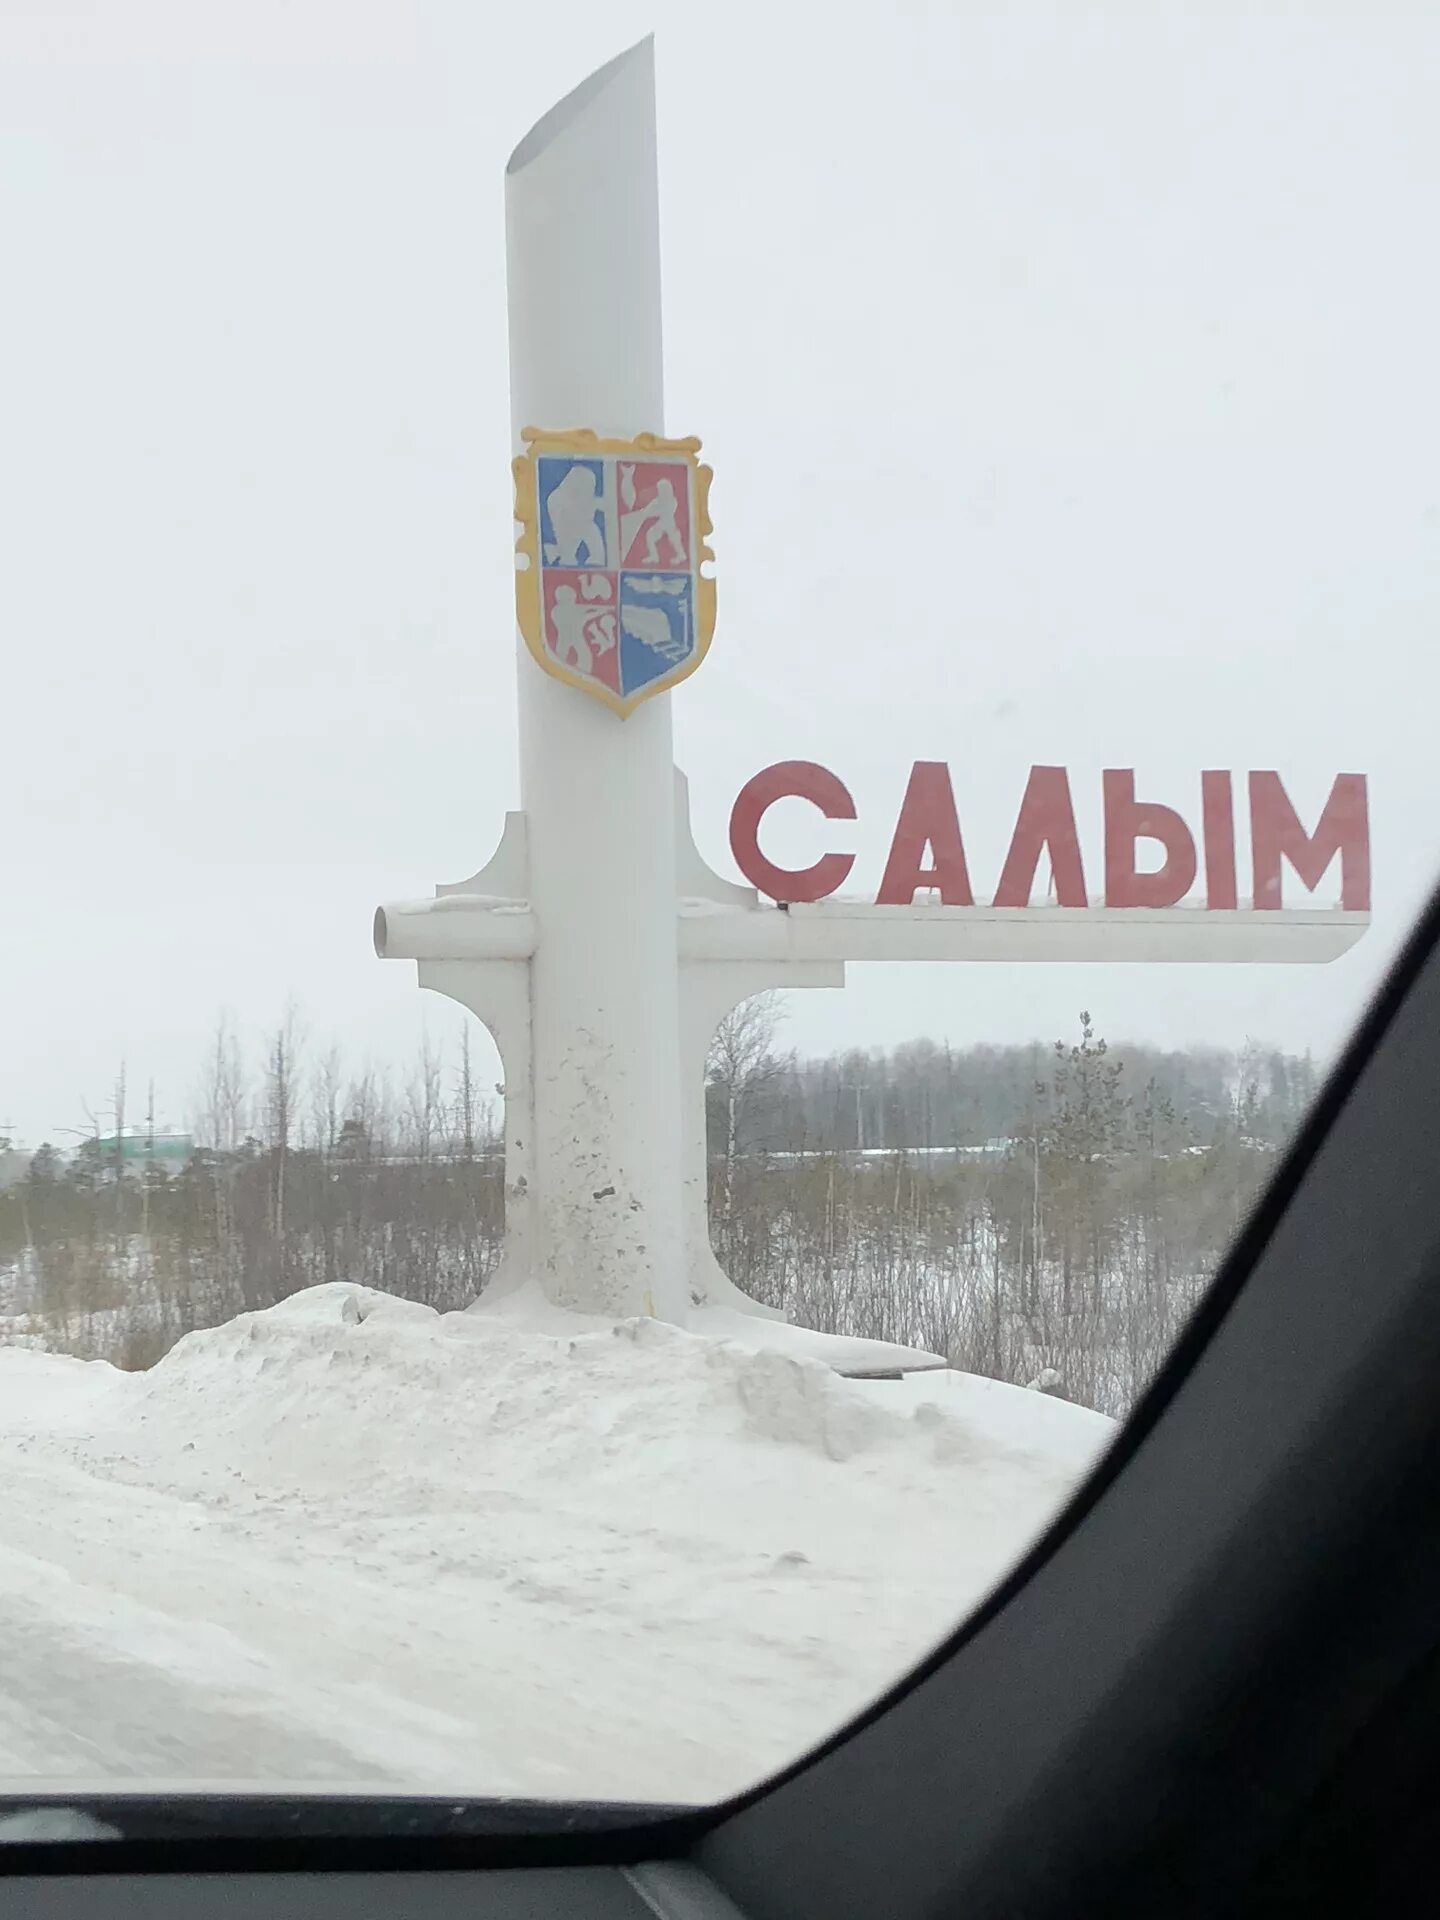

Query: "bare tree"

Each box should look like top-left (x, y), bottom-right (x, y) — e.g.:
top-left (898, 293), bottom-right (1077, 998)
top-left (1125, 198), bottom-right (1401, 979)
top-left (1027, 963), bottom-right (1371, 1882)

top-left (141, 1078), bottom-right (155, 1243)
top-left (449, 1024), bottom-right (501, 1160)
top-left (454, 1022), bottom-right (478, 1162)
top-left (405, 1030), bottom-right (444, 1162)
top-left (111, 1062), bottom-right (127, 1256)
top-left (311, 1042), bottom-right (342, 1156)
top-left (707, 992), bottom-right (787, 1214)
top-left (264, 1004), bottom-right (305, 1241)
top-left (194, 1013), bottom-right (247, 1153)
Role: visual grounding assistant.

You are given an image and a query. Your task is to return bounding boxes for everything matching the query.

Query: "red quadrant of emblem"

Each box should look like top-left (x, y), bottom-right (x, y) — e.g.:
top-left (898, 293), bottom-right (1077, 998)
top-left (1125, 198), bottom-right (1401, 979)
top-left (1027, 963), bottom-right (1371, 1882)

top-left (541, 568), bottom-right (620, 694)
top-left (615, 459), bottom-right (691, 570)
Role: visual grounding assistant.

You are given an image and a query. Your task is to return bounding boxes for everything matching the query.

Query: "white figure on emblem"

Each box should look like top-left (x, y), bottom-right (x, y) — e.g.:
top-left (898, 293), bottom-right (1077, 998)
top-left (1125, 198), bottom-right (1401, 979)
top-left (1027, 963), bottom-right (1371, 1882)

top-left (545, 464), bottom-right (608, 567)
top-left (619, 467), bottom-right (685, 565)
top-left (549, 584), bottom-right (616, 674)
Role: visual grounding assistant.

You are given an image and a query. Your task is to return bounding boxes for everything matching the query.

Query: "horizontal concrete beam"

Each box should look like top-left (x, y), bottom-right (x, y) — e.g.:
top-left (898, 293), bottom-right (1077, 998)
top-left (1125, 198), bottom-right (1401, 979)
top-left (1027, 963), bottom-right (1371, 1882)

top-left (375, 895), bottom-right (1370, 967)
top-left (681, 901), bottom-right (1371, 965)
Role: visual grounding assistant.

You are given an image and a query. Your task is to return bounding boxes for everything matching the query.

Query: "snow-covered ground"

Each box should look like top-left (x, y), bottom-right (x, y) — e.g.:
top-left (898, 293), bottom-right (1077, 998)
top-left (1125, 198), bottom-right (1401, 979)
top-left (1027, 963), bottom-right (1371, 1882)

top-left (0, 1284), bottom-right (1113, 1804)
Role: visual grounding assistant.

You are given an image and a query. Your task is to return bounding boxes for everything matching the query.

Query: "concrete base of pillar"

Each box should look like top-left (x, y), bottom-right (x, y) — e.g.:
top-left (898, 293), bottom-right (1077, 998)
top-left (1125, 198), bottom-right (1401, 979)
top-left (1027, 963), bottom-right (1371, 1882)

top-left (382, 770), bottom-right (848, 1331)
top-left (463, 1275), bottom-right (946, 1379)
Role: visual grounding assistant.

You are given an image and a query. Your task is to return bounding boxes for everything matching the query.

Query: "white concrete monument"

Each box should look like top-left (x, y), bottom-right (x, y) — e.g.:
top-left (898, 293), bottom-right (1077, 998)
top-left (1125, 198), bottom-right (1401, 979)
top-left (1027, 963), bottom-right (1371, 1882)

top-left (374, 39), bottom-right (1368, 1345)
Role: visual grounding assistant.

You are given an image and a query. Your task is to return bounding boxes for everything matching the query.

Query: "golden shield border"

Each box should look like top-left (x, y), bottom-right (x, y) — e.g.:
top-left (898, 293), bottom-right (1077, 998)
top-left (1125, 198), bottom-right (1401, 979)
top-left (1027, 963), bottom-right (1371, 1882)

top-left (513, 427), bottom-right (716, 718)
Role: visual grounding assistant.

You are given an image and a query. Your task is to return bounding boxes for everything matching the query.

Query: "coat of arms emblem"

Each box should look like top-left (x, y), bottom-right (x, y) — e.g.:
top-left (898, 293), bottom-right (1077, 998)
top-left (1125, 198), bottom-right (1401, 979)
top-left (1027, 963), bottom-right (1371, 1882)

top-left (513, 428), bottom-right (715, 716)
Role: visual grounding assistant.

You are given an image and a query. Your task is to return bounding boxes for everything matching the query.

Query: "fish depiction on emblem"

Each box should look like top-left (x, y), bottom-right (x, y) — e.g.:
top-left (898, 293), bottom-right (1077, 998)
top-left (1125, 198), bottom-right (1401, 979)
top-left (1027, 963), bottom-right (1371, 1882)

top-left (513, 429), bottom-right (716, 717)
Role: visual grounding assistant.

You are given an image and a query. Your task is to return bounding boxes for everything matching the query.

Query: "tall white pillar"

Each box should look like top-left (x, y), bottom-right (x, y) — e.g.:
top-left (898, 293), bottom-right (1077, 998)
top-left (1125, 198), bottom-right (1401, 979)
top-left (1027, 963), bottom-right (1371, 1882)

top-left (504, 40), bottom-right (686, 1321)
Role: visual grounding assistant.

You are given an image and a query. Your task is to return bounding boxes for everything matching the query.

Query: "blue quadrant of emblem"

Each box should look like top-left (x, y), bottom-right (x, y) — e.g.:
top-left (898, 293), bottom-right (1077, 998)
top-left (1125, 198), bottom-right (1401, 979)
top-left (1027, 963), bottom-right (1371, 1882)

top-left (618, 571), bottom-right (694, 696)
top-left (537, 456), bottom-right (610, 570)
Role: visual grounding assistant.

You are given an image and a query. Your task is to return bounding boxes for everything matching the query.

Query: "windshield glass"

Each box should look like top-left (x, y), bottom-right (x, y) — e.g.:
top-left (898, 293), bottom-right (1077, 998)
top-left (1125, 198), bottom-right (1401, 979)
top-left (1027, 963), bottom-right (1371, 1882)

top-left (2, 0), bottom-right (1435, 1811)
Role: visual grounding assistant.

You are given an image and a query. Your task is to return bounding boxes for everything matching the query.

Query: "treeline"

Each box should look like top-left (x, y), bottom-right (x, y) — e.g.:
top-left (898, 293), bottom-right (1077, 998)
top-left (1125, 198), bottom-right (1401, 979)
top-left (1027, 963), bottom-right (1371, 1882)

top-left (706, 1004), bottom-right (1316, 1413)
top-left (0, 1014), bottom-right (506, 1369)
top-left (718, 1021), bottom-right (1318, 1160)
top-left (0, 1007), bottom-right (1319, 1413)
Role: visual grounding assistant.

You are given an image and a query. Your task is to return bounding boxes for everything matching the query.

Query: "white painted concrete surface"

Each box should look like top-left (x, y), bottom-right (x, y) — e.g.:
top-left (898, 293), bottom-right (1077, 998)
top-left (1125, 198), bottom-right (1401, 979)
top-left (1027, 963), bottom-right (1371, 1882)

top-left (506, 39), bottom-right (684, 1319)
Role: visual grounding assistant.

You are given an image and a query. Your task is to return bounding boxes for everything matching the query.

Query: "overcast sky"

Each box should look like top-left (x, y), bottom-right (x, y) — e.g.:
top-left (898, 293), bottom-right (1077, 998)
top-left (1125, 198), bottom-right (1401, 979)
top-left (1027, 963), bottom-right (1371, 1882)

top-left (1, 0), bottom-right (1437, 1143)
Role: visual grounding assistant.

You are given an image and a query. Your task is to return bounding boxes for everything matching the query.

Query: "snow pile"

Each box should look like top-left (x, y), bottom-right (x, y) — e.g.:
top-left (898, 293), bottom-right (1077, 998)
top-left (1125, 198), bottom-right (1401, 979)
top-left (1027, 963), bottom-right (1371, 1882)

top-left (0, 1284), bottom-right (1112, 1803)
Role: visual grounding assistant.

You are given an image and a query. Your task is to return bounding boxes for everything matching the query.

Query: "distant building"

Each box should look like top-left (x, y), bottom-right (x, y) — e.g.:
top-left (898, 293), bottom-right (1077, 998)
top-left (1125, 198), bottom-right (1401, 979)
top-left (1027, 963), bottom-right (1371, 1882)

top-left (91, 1131), bottom-right (195, 1176)
top-left (0, 1145), bottom-right (31, 1192)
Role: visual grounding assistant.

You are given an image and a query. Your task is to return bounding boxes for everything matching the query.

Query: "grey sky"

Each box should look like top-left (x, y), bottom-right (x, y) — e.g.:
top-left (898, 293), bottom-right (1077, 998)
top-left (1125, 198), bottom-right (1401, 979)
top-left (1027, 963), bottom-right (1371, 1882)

top-left (2, 0), bottom-right (1437, 1143)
